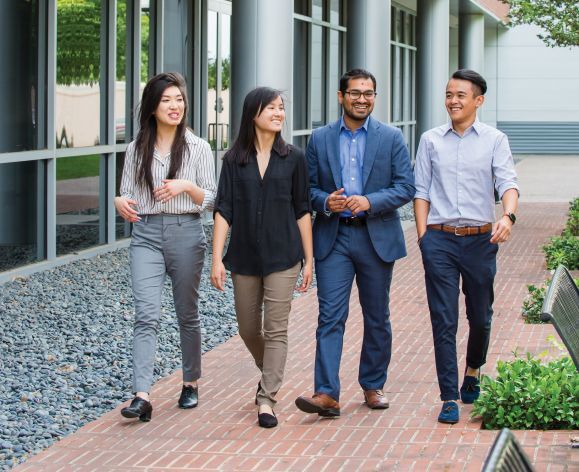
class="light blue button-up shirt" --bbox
[339,116,368,217]
[414,119,519,226]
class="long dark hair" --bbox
[226,87,290,165]
[134,72,189,199]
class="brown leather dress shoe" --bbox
[364,389,389,409]
[295,393,340,417]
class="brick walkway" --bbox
[18,202,578,471]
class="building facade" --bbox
[1,0,578,281]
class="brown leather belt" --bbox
[427,223,492,236]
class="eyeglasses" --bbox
[344,90,377,100]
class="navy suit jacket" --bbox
[307,116,415,263]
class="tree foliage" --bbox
[57,0,101,85]
[502,0,579,48]
[208,57,230,90]
[57,0,150,86]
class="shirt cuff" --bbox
[323,196,332,216]
[414,192,431,202]
[497,183,520,199]
[199,190,215,212]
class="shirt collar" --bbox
[340,116,370,133]
[444,118,481,136]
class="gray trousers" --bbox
[130,214,206,393]
[231,263,301,408]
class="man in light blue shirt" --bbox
[414,69,519,424]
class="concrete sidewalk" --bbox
[16,156,579,471]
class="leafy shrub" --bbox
[521,283,548,324]
[472,353,579,430]
[565,197,579,237]
[543,235,579,270]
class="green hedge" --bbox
[472,353,579,430]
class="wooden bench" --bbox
[482,428,534,472]
[541,264,579,370]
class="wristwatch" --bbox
[504,212,516,224]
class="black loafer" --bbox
[258,411,278,428]
[178,385,199,409]
[121,397,152,422]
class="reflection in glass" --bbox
[312,0,323,20]
[56,155,102,255]
[0,161,45,272]
[328,30,341,121]
[56,0,103,148]
[293,135,308,151]
[219,15,231,151]
[207,10,218,151]
[141,4,151,83]
[293,20,309,130]
[329,0,340,24]
[311,25,325,128]
[0,1,41,152]
[116,0,128,144]
[115,152,130,240]
[294,0,309,15]
[138,2,155,100]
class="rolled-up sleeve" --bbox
[213,155,233,225]
[493,134,520,199]
[292,150,312,219]
[414,133,432,202]
[120,142,137,199]
[196,141,217,211]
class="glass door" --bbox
[207,0,231,178]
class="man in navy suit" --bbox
[295,69,415,417]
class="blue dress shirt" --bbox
[414,119,519,226]
[339,116,368,217]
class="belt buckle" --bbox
[454,226,466,237]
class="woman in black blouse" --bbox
[211,87,313,428]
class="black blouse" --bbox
[214,146,312,276]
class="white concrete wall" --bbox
[485,24,579,124]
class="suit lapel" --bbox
[363,117,381,189]
[326,121,342,189]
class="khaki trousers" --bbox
[231,263,301,407]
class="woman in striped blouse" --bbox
[115,72,216,422]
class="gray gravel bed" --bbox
[0,226,237,470]
[0,207,415,470]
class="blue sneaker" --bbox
[438,401,459,424]
[460,375,480,404]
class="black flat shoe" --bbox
[258,411,278,428]
[178,385,198,409]
[121,397,152,422]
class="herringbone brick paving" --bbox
[17,202,578,471]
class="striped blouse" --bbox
[120,129,216,215]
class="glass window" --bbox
[293,20,309,131]
[0,1,42,152]
[328,29,341,121]
[294,0,309,16]
[141,3,152,96]
[390,6,417,160]
[56,0,103,148]
[0,161,46,272]
[116,0,129,144]
[312,0,323,21]
[115,151,130,240]
[220,14,231,151]
[311,24,325,128]
[329,0,340,25]
[56,155,102,255]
